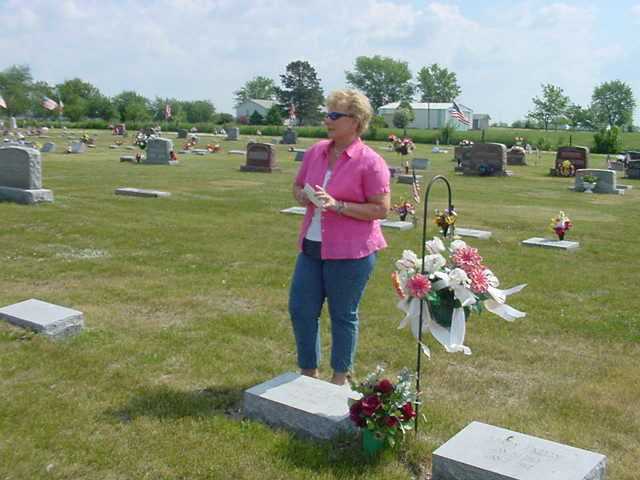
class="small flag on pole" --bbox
[164,104,172,120]
[451,101,470,126]
[42,96,58,111]
[412,169,421,204]
[0,95,6,109]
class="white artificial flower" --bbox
[449,239,467,251]
[483,268,500,288]
[395,249,419,271]
[448,268,470,286]
[425,236,445,254]
[423,254,446,274]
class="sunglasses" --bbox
[326,112,354,120]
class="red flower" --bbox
[384,416,398,427]
[407,273,431,298]
[375,379,394,394]
[361,394,382,411]
[400,402,416,421]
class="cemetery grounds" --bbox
[0,130,638,479]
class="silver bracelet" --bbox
[337,200,347,215]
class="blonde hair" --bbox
[326,88,373,135]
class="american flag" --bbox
[289,103,296,121]
[164,104,172,119]
[412,169,421,204]
[451,101,470,126]
[0,94,6,109]
[42,96,58,111]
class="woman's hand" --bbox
[312,186,337,211]
[292,183,310,206]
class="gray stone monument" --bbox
[41,142,56,153]
[573,169,629,194]
[142,138,177,165]
[281,128,298,144]
[0,298,84,339]
[115,187,171,198]
[411,157,430,170]
[225,127,239,141]
[9,116,17,129]
[69,141,86,154]
[243,372,360,441]
[432,421,605,480]
[0,147,53,205]
[177,129,188,139]
[459,143,509,176]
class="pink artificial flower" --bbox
[407,274,432,298]
[468,267,489,294]
[451,246,483,272]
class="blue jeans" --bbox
[289,241,376,373]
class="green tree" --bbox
[234,76,277,107]
[416,63,461,103]
[265,105,282,125]
[345,55,414,112]
[56,78,103,121]
[0,64,33,116]
[591,80,636,128]
[30,80,59,119]
[527,83,570,130]
[565,104,594,130]
[112,91,151,122]
[249,110,264,125]
[182,100,215,123]
[276,60,324,126]
[87,94,117,121]
[392,100,415,132]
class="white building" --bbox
[235,99,276,120]
[378,102,473,131]
[472,114,491,130]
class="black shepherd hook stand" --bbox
[414,175,455,433]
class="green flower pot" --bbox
[362,429,385,458]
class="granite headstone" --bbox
[0,298,84,339]
[142,138,176,165]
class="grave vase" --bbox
[583,182,596,194]
[557,232,565,241]
[362,429,385,458]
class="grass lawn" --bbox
[1,130,639,479]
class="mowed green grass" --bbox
[1,130,639,479]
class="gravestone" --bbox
[295,151,305,162]
[379,219,413,230]
[280,206,307,215]
[142,138,177,165]
[397,174,423,184]
[521,237,580,250]
[9,116,17,129]
[0,298,84,339]
[119,156,135,163]
[41,142,55,153]
[177,129,188,139]
[460,143,508,176]
[388,166,402,177]
[0,147,54,204]
[228,150,247,155]
[551,146,589,176]
[281,128,298,145]
[108,145,118,149]
[243,372,360,441]
[573,169,627,194]
[456,228,492,239]
[411,157,430,170]
[69,141,86,154]
[454,145,472,164]
[507,150,527,166]
[432,421,605,480]
[225,127,239,141]
[626,159,640,179]
[115,187,171,198]
[240,143,280,173]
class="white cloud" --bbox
[631,4,640,24]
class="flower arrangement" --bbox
[183,140,197,150]
[459,139,473,146]
[114,140,123,146]
[391,237,526,356]
[558,160,575,177]
[510,145,525,154]
[392,198,415,221]
[433,208,457,237]
[514,136,524,145]
[582,174,598,184]
[550,211,572,240]
[207,144,220,152]
[388,134,415,156]
[349,366,418,448]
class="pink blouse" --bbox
[294,137,390,259]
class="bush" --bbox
[249,111,264,125]
[440,122,456,145]
[593,126,622,154]
[536,137,552,151]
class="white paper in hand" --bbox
[304,183,324,208]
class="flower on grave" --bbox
[348,366,419,448]
[550,211,572,240]
[433,208,457,238]
[559,160,575,177]
[392,198,415,221]
[459,139,474,146]
[206,144,220,152]
[514,136,524,145]
[388,134,415,156]
[392,237,526,357]
[510,145,525,154]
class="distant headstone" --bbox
[0,147,53,205]
[280,206,306,215]
[281,128,298,145]
[411,157,430,170]
[40,142,55,153]
[432,421,605,480]
[142,138,177,165]
[626,159,640,179]
[454,145,472,164]
[521,237,580,250]
[388,166,402,177]
[574,169,627,194]
[551,146,589,176]
[243,372,360,441]
[0,298,84,340]
[460,143,508,176]
[241,143,280,172]
[9,116,17,129]
[228,150,246,155]
[115,187,171,198]
[119,156,135,163]
[506,150,527,166]
[294,151,305,162]
[69,141,86,154]
[397,174,423,184]
[379,219,413,230]
[456,228,492,239]
[177,129,188,139]
[108,145,118,149]
[125,146,135,151]
[225,127,239,141]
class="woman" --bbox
[289,89,390,386]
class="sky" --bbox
[3,0,640,124]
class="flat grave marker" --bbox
[456,228,492,239]
[521,237,579,250]
[0,298,84,340]
[432,421,605,480]
[115,187,171,198]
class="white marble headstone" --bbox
[0,299,84,339]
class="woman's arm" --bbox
[292,182,310,206]
[313,186,389,221]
